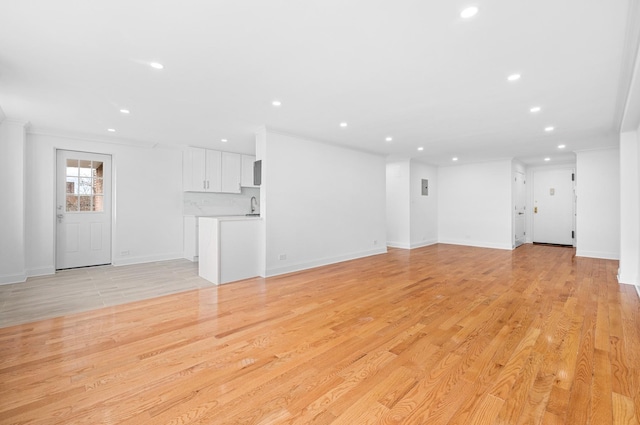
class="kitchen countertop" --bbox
[197,215,262,221]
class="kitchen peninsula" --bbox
[198,216,262,285]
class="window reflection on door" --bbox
[65,159,104,212]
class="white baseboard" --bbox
[576,250,620,260]
[410,239,438,249]
[387,241,410,249]
[388,240,451,250]
[112,252,183,267]
[0,273,27,285]
[266,247,388,278]
[437,238,513,251]
[27,267,56,278]
[617,272,638,286]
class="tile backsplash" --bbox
[183,188,260,216]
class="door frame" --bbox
[54,148,116,270]
[528,164,576,247]
[513,170,526,248]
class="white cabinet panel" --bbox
[241,155,257,188]
[221,152,241,193]
[183,216,198,261]
[205,149,222,192]
[183,147,222,192]
[183,147,206,191]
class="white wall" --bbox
[409,160,438,248]
[619,131,639,283]
[0,120,27,284]
[257,129,387,277]
[25,132,184,275]
[386,160,410,248]
[438,159,512,250]
[575,148,620,260]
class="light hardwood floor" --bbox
[0,244,638,424]
[0,259,210,328]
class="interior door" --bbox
[514,171,526,247]
[533,168,574,245]
[56,150,112,269]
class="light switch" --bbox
[550,188,555,196]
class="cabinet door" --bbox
[183,216,199,261]
[205,150,222,192]
[221,152,241,193]
[241,155,256,187]
[183,148,207,191]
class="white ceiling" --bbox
[0,1,637,166]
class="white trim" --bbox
[437,239,513,251]
[27,267,56,278]
[113,252,183,267]
[387,241,410,249]
[576,250,621,260]
[410,239,438,249]
[29,127,159,149]
[636,285,640,299]
[617,271,638,285]
[265,247,387,278]
[0,273,27,285]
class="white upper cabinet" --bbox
[221,152,241,193]
[184,147,243,193]
[182,147,221,192]
[241,155,257,188]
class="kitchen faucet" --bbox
[250,196,257,214]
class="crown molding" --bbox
[28,126,160,149]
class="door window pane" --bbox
[66,177,78,194]
[79,160,92,177]
[79,196,92,211]
[93,195,104,212]
[64,158,105,212]
[94,162,103,178]
[93,178,103,194]
[66,195,78,211]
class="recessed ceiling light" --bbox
[452,157,459,161]
[221,139,228,142]
[544,157,551,161]
[385,137,393,142]
[417,147,424,151]
[507,74,521,82]
[340,122,348,128]
[545,126,555,132]
[107,128,115,132]
[558,144,566,149]
[120,109,130,114]
[530,106,541,113]
[150,62,164,70]
[272,100,282,107]
[460,6,479,19]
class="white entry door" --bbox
[56,150,112,269]
[514,171,526,247]
[533,168,574,245]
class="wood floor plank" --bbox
[0,244,638,424]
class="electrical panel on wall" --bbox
[421,179,428,196]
